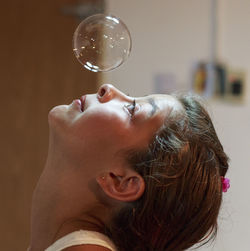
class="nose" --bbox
[97,84,131,103]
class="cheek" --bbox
[74,109,131,146]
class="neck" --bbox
[29,154,65,250]
[29,213,106,251]
[29,148,109,251]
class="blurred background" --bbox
[1,0,249,250]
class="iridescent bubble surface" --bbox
[73,14,132,72]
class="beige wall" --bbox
[104,0,250,250]
[104,0,211,95]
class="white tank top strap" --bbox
[44,230,117,251]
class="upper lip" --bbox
[80,95,86,112]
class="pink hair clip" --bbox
[221,177,230,192]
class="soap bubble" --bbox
[73,14,132,72]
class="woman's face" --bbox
[33,84,183,225]
[48,84,182,165]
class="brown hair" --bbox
[105,94,229,251]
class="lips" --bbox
[80,95,86,112]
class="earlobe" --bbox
[96,171,145,202]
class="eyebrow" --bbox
[147,98,159,117]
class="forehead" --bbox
[152,94,180,107]
[137,94,182,117]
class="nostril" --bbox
[99,87,106,97]
[98,84,113,101]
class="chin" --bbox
[48,105,69,129]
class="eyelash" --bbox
[126,99,136,117]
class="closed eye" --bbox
[125,99,136,117]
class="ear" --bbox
[96,169,145,202]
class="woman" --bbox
[29,84,229,251]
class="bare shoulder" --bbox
[63,244,112,251]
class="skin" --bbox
[29,84,183,251]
